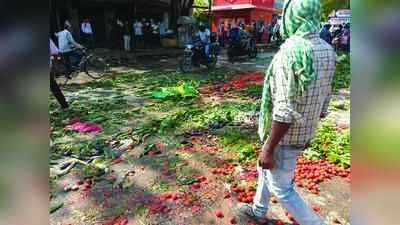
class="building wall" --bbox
[212,8,275,32]
[250,9,274,24]
[213,0,274,7]
[252,0,274,8]
[52,0,172,42]
[212,9,251,32]
[213,0,254,6]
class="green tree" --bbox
[192,0,210,23]
[320,0,350,21]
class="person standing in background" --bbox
[337,23,350,52]
[158,20,166,39]
[267,23,274,44]
[217,22,223,47]
[116,19,124,47]
[244,24,253,35]
[272,22,281,44]
[142,18,151,48]
[122,21,132,51]
[319,23,332,44]
[151,21,159,46]
[333,24,343,38]
[221,22,227,48]
[258,22,265,43]
[134,20,144,48]
[81,18,94,49]
[252,20,258,38]
[50,38,69,110]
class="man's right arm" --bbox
[67,32,84,49]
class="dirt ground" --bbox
[50,48,350,225]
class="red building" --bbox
[211,0,283,32]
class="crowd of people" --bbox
[118,18,166,51]
[216,17,282,48]
[319,22,351,52]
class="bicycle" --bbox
[59,48,107,85]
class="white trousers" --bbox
[123,35,131,51]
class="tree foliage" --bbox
[192,0,210,23]
[320,0,350,21]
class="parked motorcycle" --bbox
[227,35,257,60]
[180,37,219,73]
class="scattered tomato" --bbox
[192,182,201,189]
[215,210,224,218]
[223,192,230,199]
[76,180,84,185]
[246,196,253,203]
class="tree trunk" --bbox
[170,0,180,31]
[180,0,195,16]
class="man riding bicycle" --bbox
[55,25,85,78]
[195,22,211,63]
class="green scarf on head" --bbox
[258,0,321,142]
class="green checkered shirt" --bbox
[270,33,336,146]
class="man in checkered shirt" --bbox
[238,0,336,224]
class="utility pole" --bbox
[208,0,212,28]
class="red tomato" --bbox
[229,217,237,224]
[76,180,84,185]
[165,193,172,199]
[215,210,224,218]
[192,182,201,189]
[224,192,230,198]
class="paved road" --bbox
[58,48,277,86]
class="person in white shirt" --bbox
[134,20,144,48]
[81,18,94,49]
[55,25,85,77]
[195,22,211,63]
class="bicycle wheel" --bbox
[84,56,107,79]
[57,64,72,86]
